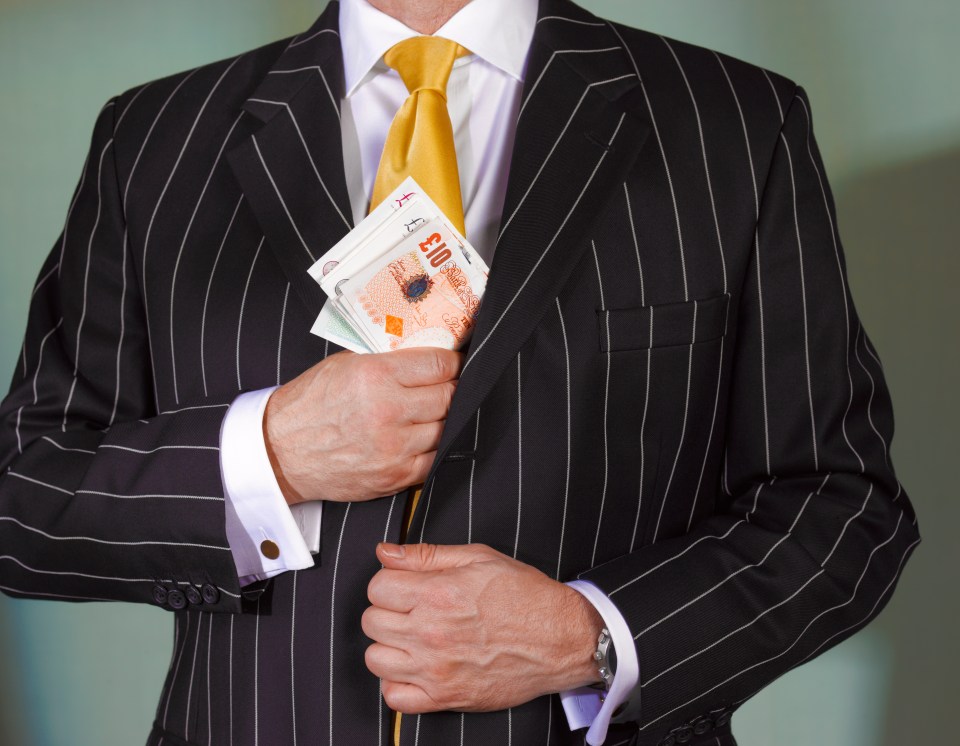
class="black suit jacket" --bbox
[0,1,919,745]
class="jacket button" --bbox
[693,717,712,735]
[201,584,220,605]
[675,725,693,743]
[658,735,677,746]
[185,586,203,605]
[167,589,187,610]
[152,585,168,605]
[714,709,732,728]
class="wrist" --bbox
[561,584,606,688]
[262,386,307,506]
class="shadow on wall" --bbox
[832,145,959,746]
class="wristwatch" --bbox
[592,627,617,692]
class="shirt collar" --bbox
[339,0,538,97]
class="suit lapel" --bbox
[429,0,651,470]
[227,1,353,321]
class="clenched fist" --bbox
[263,348,463,504]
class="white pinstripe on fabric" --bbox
[200,195,244,396]
[468,410,480,544]
[250,135,317,261]
[229,615,234,746]
[651,301,697,543]
[853,325,891,467]
[163,611,191,728]
[75,489,224,502]
[778,131,819,471]
[40,435,96,456]
[186,612,204,735]
[590,242,610,566]
[277,283,291,386]
[329,503,351,746]
[0,516,230,551]
[537,15,606,27]
[108,229,129,426]
[288,27,339,48]
[291,569,299,746]
[169,108,245,404]
[207,614,213,746]
[515,354,522,558]
[237,237,266,389]
[61,137,114,432]
[794,94,865,473]
[714,51,772,475]
[254,598,261,746]
[99,444,219,454]
[553,298,571,580]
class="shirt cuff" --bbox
[220,387,320,584]
[562,579,640,746]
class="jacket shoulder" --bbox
[605,19,799,123]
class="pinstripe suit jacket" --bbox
[0,1,919,745]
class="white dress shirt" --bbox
[219,1,637,741]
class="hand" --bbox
[362,542,604,714]
[263,348,463,504]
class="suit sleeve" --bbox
[577,87,920,736]
[0,98,245,613]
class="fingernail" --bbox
[380,543,405,559]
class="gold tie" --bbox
[370,36,470,235]
[371,36,470,746]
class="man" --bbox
[0,0,919,744]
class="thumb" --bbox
[376,542,495,571]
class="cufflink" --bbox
[260,539,280,560]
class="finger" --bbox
[367,568,423,612]
[365,643,419,683]
[361,606,413,648]
[398,450,438,490]
[399,421,444,456]
[377,542,498,571]
[396,381,456,424]
[384,348,465,387]
[381,680,443,715]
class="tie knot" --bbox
[384,36,470,97]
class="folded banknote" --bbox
[308,177,489,353]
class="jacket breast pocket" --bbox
[597,293,730,352]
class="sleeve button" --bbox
[693,717,712,735]
[167,589,187,610]
[152,585,168,605]
[201,584,220,605]
[185,586,203,605]
[675,725,693,743]
[715,709,732,728]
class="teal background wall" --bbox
[0,1,956,743]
